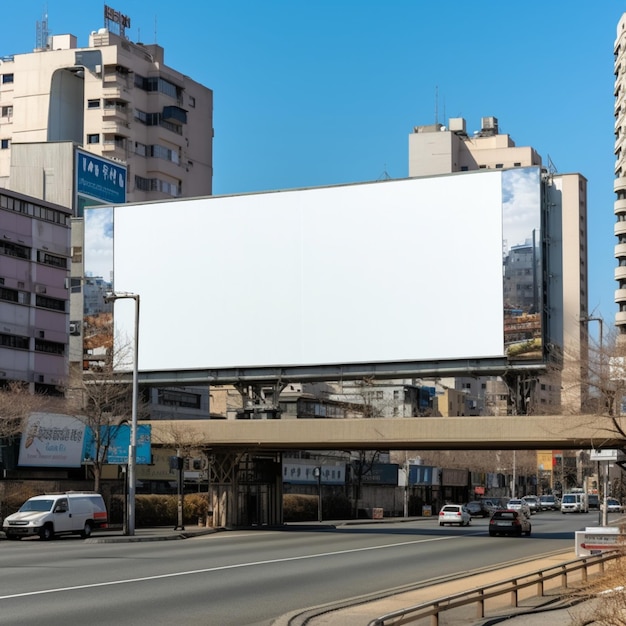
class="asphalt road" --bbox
[0,512,594,625]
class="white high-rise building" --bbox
[409,117,588,413]
[614,15,626,337]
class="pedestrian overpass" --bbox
[147,415,625,529]
[149,414,625,452]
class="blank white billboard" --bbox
[86,170,533,371]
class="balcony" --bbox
[101,138,129,161]
[101,120,131,137]
[615,198,626,214]
[614,176,626,193]
[615,266,626,281]
[102,103,131,124]
[614,221,626,237]
[616,311,626,325]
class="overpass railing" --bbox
[367,551,621,626]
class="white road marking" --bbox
[0,534,470,600]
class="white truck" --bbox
[561,491,589,514]
[2,492,108,540]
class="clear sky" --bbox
[2,1,624,329]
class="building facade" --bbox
[0,188,71,394]
[0,24,213,203]
[409,116,588,413]
[0,15,213,417]
[614,15,626,337]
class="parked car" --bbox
[506,499,531,518]
[438,504,471,526]
[466,501,491,518]
[481,498,503,512]
[2,492,108,540]
[489,509,532,536]
[539,494,560,511]
[522,495,540,515]
[602,498,625,514]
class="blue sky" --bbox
[2,1,624,328]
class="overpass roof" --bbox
[147,415,625,452]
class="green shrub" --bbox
[109,493,210,527]
[283,494,318,522]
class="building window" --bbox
[70,278,82,293]
[0,240,30,259]
[495,163,504,168]
[87,99,101,109]
[2,74,14,84]
[87,134,100,144]
[157,389,201,409]
[189,95,196,107]
[0,333,29,350]
[1,139,10,149]
[35,295,66,312]
[514,162,521,166]
[37,250,67,269]
[0,286,29,305]
[34,338,65,355]
[1,106,12,117]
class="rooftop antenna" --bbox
[435,85,439,125]
[154,15,158,43]
[36,5,50,50]
[547,154,558,175]
[377,164,392,181]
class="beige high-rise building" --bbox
[0,16,214,419]
[0,24,213,203]
[409,116,588,413]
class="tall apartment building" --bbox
[0,13,213,419]
[409,116,588,413]
[614,15,626,337]
[0,21,213,203]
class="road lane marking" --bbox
[0,534,473,600]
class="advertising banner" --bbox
[283,462,345,485]
[18,413,86,468]
[83,424,152,465]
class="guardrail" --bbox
[367,551,622,626]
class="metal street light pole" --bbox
[581,315,605,523]
[104,291,140,536]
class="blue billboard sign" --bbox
[83,424,151,465]
[76,149,127,205]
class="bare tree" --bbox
[349,449,382,518]
[64,327,142,492]
[0,381,65,439]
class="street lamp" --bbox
[104,291,140,536]
[581,315,606,524]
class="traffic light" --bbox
[169,456,184,471]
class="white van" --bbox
[560,492,589,514]
[2,492,108,540]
